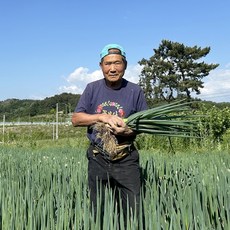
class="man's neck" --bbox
[105,79,123,89]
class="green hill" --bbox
[0,93,81,121]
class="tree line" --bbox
[0,93,81,121]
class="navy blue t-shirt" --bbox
[75,78,148,144]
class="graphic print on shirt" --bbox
[96,100,125,118]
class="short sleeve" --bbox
[74,84,92,113]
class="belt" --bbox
[91,142,135,161]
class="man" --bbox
[72,44,147,222]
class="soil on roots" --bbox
[93,122,118,157]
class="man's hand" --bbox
[111,125,134,136]
[99,114,125,128]
[99,114,134,136]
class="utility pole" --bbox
[2,115,5,143]
[56,103,58,140]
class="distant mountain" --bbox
[0,93,81,121]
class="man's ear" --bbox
[124,60,127,69]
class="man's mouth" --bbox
[109,74,118,77]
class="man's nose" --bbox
[109,64,116,71]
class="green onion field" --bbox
[0,124,229,229]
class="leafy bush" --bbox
[196,104,230,141]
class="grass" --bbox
[1,122,230,154]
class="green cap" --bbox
[100,44,126,59]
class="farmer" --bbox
[72,44,147,222]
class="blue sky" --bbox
[1,0,230,102]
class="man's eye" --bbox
[104,62,122,66]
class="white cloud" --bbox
[66,67,102,83]
[59,85,83,94]
[124,64,143,83]
[59,64,143,94]
[59,67,103,94]
[198,64,230,102]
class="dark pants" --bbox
[87,145,141,222]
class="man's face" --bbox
[100,53,126,87]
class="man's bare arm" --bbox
[71,112,135,136]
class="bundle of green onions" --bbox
[93,100,198,155]
[123,99,197,138]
